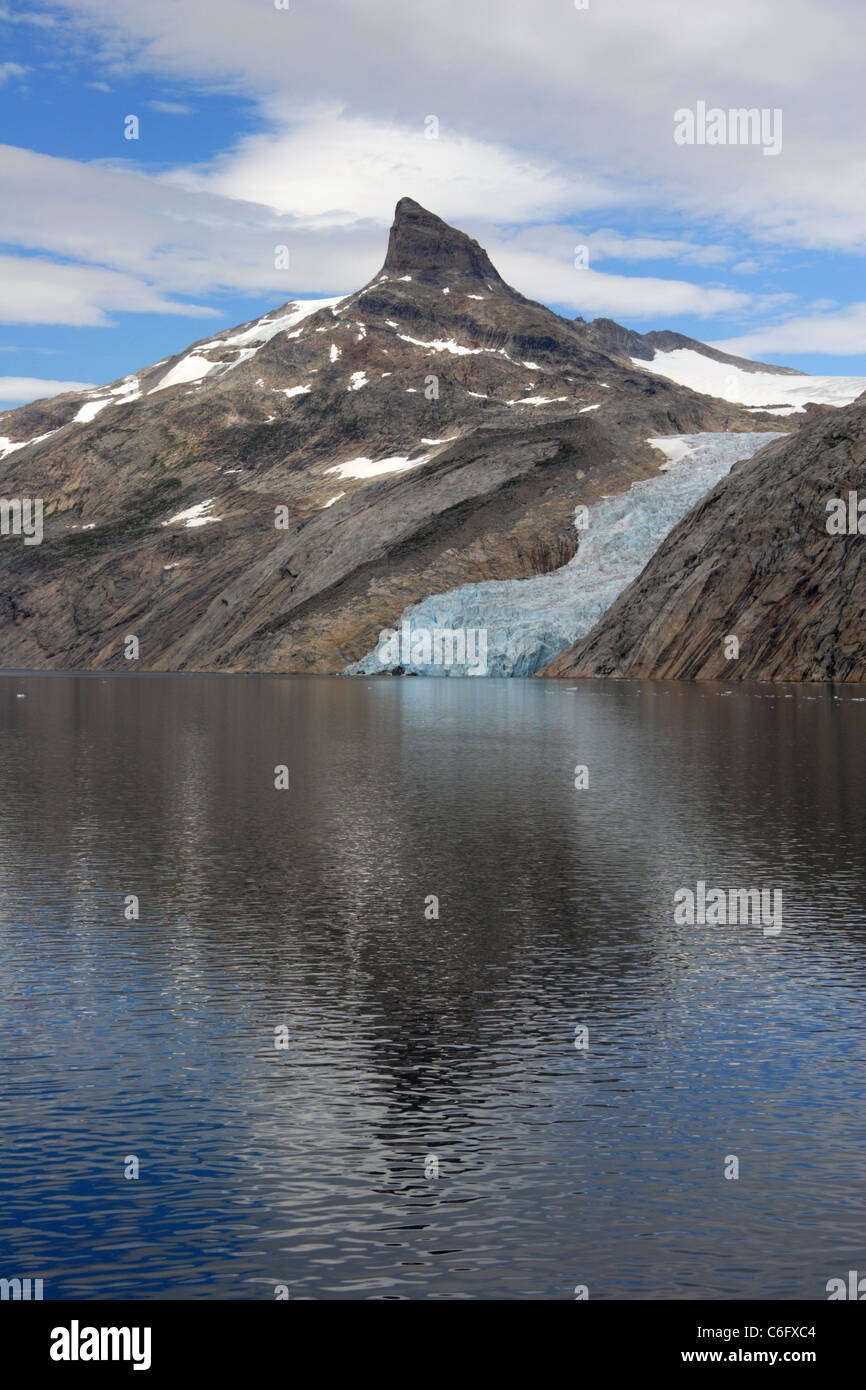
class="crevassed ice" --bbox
[345,431,785,678]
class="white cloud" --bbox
[148,99,193,114]
[3,0,865,344]
[0,143,764,329]
[0,145,386,311]
[715,304,866,358]
[0,61,27,84]
[179,109,617,228]
[0,6,56,27]
[491,246,751,319]
[0,252,217,326]
[0,376,94,402]
[584,229,736,267]
[42,0,866,253]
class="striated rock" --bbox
[542,393,866,682]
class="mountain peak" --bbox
[382,197,506,284]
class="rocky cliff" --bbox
[543,394,866,681]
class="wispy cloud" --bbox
[0,376,94,402]
[716,305,866,358]
[0,61,28,85]
[148,99,193,115]
[0,5,56,27]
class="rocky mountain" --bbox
[543,392,866,682]
[0,197,779,674]
[572,318,866,416]
[572,316,802,375]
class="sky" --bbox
[1,0,865,411]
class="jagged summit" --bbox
[381,197,506,285]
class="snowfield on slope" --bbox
[149,297,343,394]
[636,349,866,413]
[346,432,785,678]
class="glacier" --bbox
[345,431,785,678]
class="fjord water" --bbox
[1,674,864,1301]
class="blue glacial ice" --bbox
[345,431,785,677]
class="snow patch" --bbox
[637,348,866,413]
[150,298,342,393]
[506,395,567,406]
[74,376,141,422]
[150,354,218,393]
[326,453,430,481]
[0,430,56,458]
[161,499,223,529]
[398,333,482,357]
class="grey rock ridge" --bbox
[572,316,804,377]
[0,197,781,673]
[542,393,866,682]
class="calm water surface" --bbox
[0,674,864,1299]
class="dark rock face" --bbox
[0,198,780,674]
[572,316,803,376]
[382,197,506,286]
[543,394,866,682]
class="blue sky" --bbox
[1,0,865,412]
